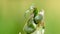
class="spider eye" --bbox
[39,9,44,16]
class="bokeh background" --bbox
[0,0,60,34]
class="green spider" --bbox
[23,5,44,34]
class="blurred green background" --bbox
[0,0,60,34]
